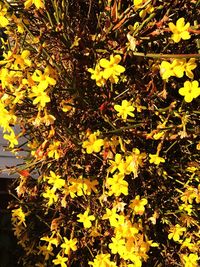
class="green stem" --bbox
[103,122,146,134]
[22,22,71,84]
[194,20,200,53]
[46,10,54,28]
[164,140,178,154]
[102,115,116,130]
[132,52,200,59]
[133,12,156,36]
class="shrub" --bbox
[0,0,200,266]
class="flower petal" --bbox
[100,58,110,68]
[176,18,185,29]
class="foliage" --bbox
[0,0,200,266]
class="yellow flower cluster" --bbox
[109,149,146,178]
[160,58,197,81]
[39,231,77,267]
[0,49,56,110]
[160,57,199,103]
[178,184,200,215]
[42,171,65,206]
[105,149,146,197]
[67,176,99,198]
[88,55,125,86]
[101,207,157,266]
[2,2,200,267]
[11,207,28,249]
[29,66,57,108]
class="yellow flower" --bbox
[42,187,58,206]
[82,131,104,154]
[179,80,200,103]
[11,207,27,226]
[0,68,11,89]
[102,208,120,227]
[40,232,59,250]
[168,224,186,242]
[129,195,148,215]
[11,15,24,33]
[77,208,95,228]
[106,173,128,197]
[88,55,125,85]
[125,148,146,178]
[52,253,68,267]
[180,186,196,204]
[24,0,45,9]
[13,50,32,70]
[68,177,99,198]
[179,203,193,215]
[126,255,142,267]
[40,237,58,250]
[47,141,61,159]
[169,18,191,43]
[109,153,126,174]
[181,253,199,267]
[61,98,74,112]
[149,154,165,165]
[0,3,9,27]
[160,61,176,80]
[88,64,106,87]
[114,100,135,121]
[134,0,145,7]
[0,101,16,132]
[89,253,117,267]
[181,237,197,252]
[108,236,125,254]
[100,54,125,84]
[173,59,187,78]
[184,58,197,79]
[134,0,154,18]
[32,67,56,90]
[61,237,77,255]
[46,171,65,190]
[160,58,197,81]
[38,245,54,260]
[3,130,18,148]
[29,86,50,108]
